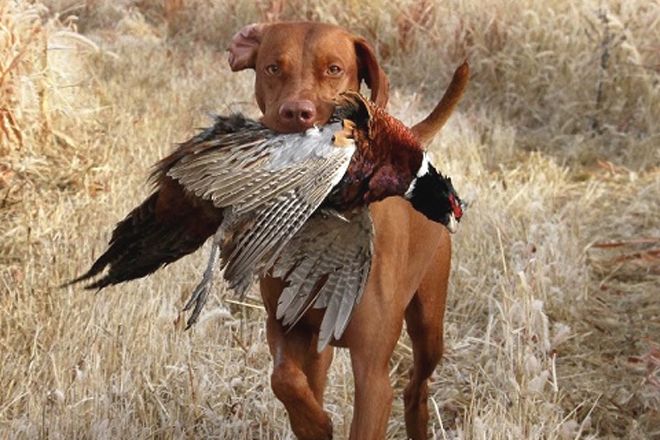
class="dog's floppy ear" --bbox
[227,23,269,71]
[354,38,389,108]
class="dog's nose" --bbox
[278,100,317,129]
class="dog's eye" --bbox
[327,64,343,76]
[265,64,280,76]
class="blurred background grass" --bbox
[1,0,658,438]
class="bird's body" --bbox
[72,92,463,350]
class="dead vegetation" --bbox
[1,0,658,438]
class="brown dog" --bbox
[228,22,468,440]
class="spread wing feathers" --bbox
[167,123,350,216]
[272,208,373,351]
[166,122,357,296]
[217,150,355,295]
[150,114,271,184]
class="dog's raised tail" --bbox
[411,61,469,146]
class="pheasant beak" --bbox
[333,119,356,147]
[447,213,459,233]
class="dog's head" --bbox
[228,22,389,133]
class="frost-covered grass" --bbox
[1,1,658,438]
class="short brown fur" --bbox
[228,21,468,439]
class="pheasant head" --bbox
[328,92,464,229]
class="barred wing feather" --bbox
[273,209,373,351]
[168,124,350,215]
[167,123,357,296]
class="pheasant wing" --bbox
[273,208,373,351]
[167,123,351,216]
[167,122,357,296]
[217,149,355,295]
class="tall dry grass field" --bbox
[1,0,658,438]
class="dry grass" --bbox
[1,0,658,438]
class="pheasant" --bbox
[71,92,464,350]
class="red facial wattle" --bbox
[448,194,463,221]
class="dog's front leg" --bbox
[261,277,334,440]
[345,283,404,439]
[350,355,395,439]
